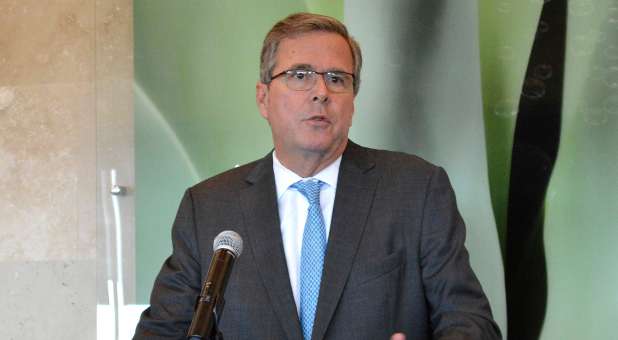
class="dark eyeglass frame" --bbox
[269,69,356,93]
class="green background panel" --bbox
[478,0,542,250]
[478,0,618,338]
[540,1,618,338]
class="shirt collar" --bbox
[272,151,342,199]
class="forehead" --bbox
[274,31,354,72]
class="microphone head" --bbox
[213,230,243,258]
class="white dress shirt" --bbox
[272,151,341,313]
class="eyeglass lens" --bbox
[285,70,353,93]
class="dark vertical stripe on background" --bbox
[506,1,566,339]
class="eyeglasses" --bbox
[269,69,355,93]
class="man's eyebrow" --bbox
[289,64,351,74]
[289,64,314,70]
[325,68,351,74]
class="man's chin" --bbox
[299,138,347,157]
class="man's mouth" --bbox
[305,115,331,124]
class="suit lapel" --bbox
[311,142,379,340]
[239,153,303,340]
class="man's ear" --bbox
[256,82,269,119]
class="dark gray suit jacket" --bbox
[134,142,501,340]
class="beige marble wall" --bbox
[95,0,136,305]
[0,0,133,338]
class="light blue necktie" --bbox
[292,179,327,340]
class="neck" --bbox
[275,140,347,178]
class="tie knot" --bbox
[292,179,323,205]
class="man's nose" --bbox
[312,75,329,103]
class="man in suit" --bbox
[134,13,501,340]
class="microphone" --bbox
[187,230,243,340]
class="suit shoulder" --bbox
[188,158,263,195]
[365,146,441,176]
